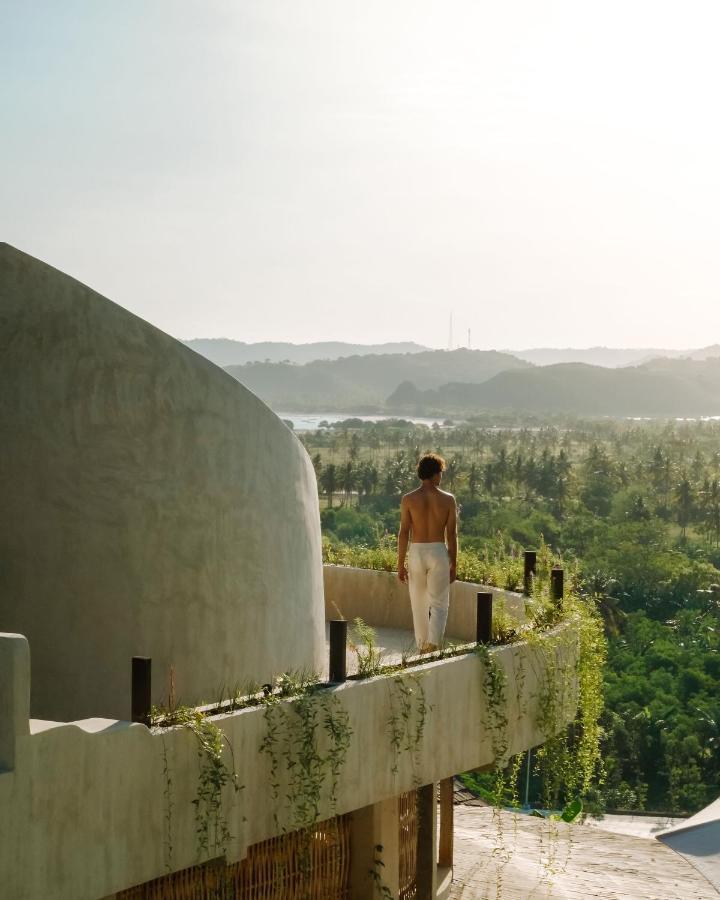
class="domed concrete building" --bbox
[0,243,324,721]
[0,246,583,900]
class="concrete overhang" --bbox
[0,613,580,900]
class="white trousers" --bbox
[408,542,450,648]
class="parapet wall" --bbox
[0,617,579,900]
[323,565,525,639]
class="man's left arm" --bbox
[447,499,458,583]
[397,497,411,583]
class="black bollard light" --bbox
[131,656,152,726]
[476,592,493,645]
[523,550,537,596]
[329,619,347,683]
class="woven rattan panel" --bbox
[399,790,418,900]
[114,816,350,899]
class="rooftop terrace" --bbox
[1,563,585,899]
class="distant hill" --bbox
[184,338,430,367]
[510,346,720,367]
[225,349,531,410]
[511,347,680,368]
[682,344,720,361]
[388,358,720,417]
[187,339,720,370]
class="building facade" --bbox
[0,245,579,898]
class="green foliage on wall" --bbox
[152,706,242,863]
[259,677,352,833]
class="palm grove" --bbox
[300,417,720,814]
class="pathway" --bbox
[448,805,717,899]
[323,623,416,678]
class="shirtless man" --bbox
[397,453,458,652]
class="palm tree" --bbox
[582,570,625,637]
[338,461,356,506]
[349,433,360,463]
[468,463,479,499]
[676,476,693,539]
[320,463,337,509]
[702,479,720,548]
[357,463,371,502]
[483,463,495,495]
[444,456,463,492]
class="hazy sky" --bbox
[2,1,720,349]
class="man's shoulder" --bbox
[401,487,422,503]
[438,489,456,503]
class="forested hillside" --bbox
[512,345,720,367]
[185,338,428,367]
[209,344,720,416]
[302,417,720,814]
[226,349,530,409]
[389,357,720,416]
[188,340,720,372]
[511,347,678,367]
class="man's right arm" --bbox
[397,497,411,583]
[446,498,458,583]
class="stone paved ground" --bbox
[448,806,718,899]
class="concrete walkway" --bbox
[449,805,718,899]
[585,813,686,840]
[323,623,417,677]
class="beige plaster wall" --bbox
[324,565,526,640]
[0,244,325,721]
[0,623,579,900]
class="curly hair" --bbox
[417,453,446,481]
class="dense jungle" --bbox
[300,416,720,814]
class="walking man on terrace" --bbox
[397,453,458,652]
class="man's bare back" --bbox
[401,484,456,544]
[397,458,458,586]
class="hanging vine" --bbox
[386,672,428,776]
[259,683,352,833]
[153,706,242,862]
[369,844,394,900]
[160,736,174,871]
[474,642,513,896]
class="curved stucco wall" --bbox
[0,244,325,721]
